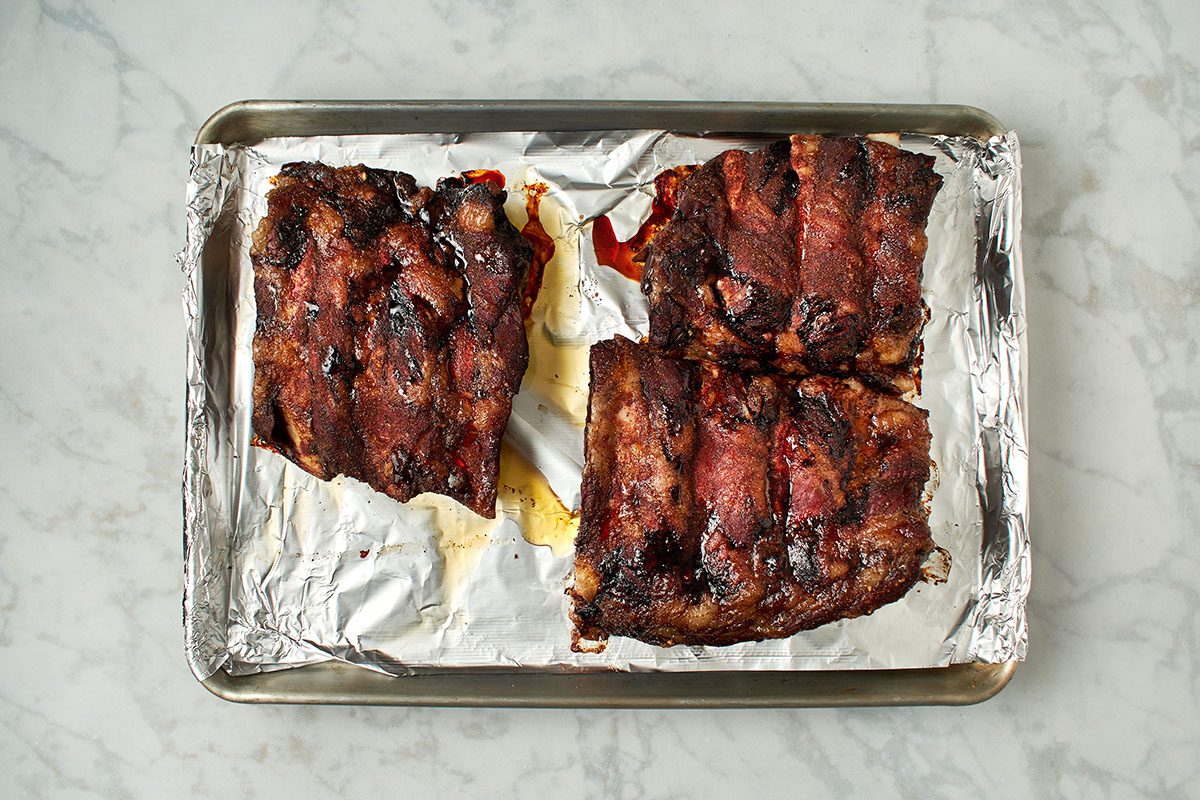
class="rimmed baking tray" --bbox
[191,99,1019,707]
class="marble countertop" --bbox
[2,1,1197,796]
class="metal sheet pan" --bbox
[190,100,1021,707]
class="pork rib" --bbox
[642,135,942,392]
[250,162,531,517]
[571,337,933,647]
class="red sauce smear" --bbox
[462,168,506,189]
[592,164,698,282]
[519,182,555,320]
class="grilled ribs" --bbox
[250,162,532,518]
[571,337,933,647]
[642,135,942,392]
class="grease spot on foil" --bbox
[404,442,578,577]
[519,180,590,427]
[525,337,591,427]
[407,493,504,610]
[495,179,584,555]
[498,441,579,557]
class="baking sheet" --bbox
[182,128,1027,679]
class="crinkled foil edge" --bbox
[963,132,1029,662]
[180,144,236,681]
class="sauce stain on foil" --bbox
[519,182,555,320]
[592,164,697,282]
[461,168,506,189]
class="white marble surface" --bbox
[1,0,1197,796]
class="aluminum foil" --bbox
[181,129,1028,680]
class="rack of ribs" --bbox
[250,162,531,518]
[642,135,942,393]
[571,337,933,647]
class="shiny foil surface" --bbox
[181,129,1027,680]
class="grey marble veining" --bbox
[0,0,1196,797]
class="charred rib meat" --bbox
[571,337,933,647]
[642,135,942,392]
[251,162,531,518]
